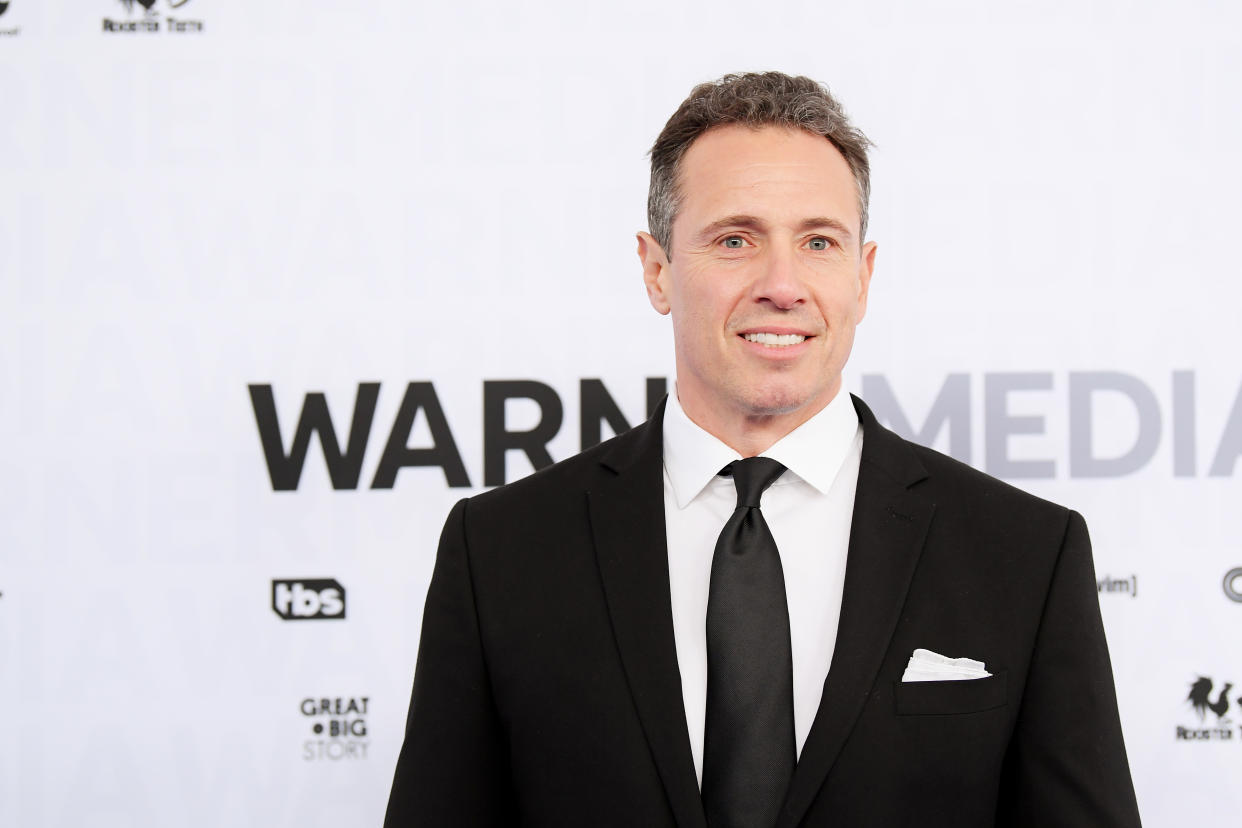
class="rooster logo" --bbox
[1187,677,1233,721]
[116,0,192,12]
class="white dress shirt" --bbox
[661,386,863,785]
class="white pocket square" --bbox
[901,648,992,682]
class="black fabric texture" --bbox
[702,458,795,828]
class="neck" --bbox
[675,385,839,457]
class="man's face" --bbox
[639,124,877,433]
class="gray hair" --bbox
[647,71,873,253]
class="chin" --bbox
[739,389,814,418]
[737,375,839,419]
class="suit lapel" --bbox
[588,399,708,828]
[777,396,935,828]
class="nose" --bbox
[751,244,806,309]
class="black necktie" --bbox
[701,457,795,828]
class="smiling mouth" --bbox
[741,332,809,348]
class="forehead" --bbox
[675,124,859,230]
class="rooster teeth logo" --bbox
[1176,676,1242,741]
[0,0,18,36]
[272,579,347,621]
[104,0,203,34]
[302,697,370,761]
[117,0,192,11]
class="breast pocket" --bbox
[894,670,1007,716]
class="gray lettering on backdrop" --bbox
[1069,372,1161,478]
[1208,381,1242,476]
[247,373,1242,488]
[1172,370,1197,477]
[861,374,971,464]
[985,372,1056,479]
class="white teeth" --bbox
[743,332,807,347]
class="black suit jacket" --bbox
[385,396,1141,827]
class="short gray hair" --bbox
[647,71,873,252]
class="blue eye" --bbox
[808,237,830,251]
[722,236,745,249]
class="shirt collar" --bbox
[661,383,861,509]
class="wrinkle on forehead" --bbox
[674,125,861,244]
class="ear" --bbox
[637,231,672,315]
[854,240,877,323]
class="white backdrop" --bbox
[3,0,1241,825]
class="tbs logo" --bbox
[272,579,346,620]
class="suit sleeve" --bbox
[384,498,517,827]
[996,510,1142,827]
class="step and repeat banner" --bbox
[3,1,1240,825]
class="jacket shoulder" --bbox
[897,438,1080,545]
[851,389,1075,529]
[853,392,1074,522]
[466,418,653,515]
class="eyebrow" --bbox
[693,214,855,245]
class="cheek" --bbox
[676,281,735,330]
[675,305,719,345]
[819,284,862,322]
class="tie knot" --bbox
[724,457,787,508]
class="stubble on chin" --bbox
[733,382,813,420]
[734,366,843,424]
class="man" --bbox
[385,72,1142,827]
